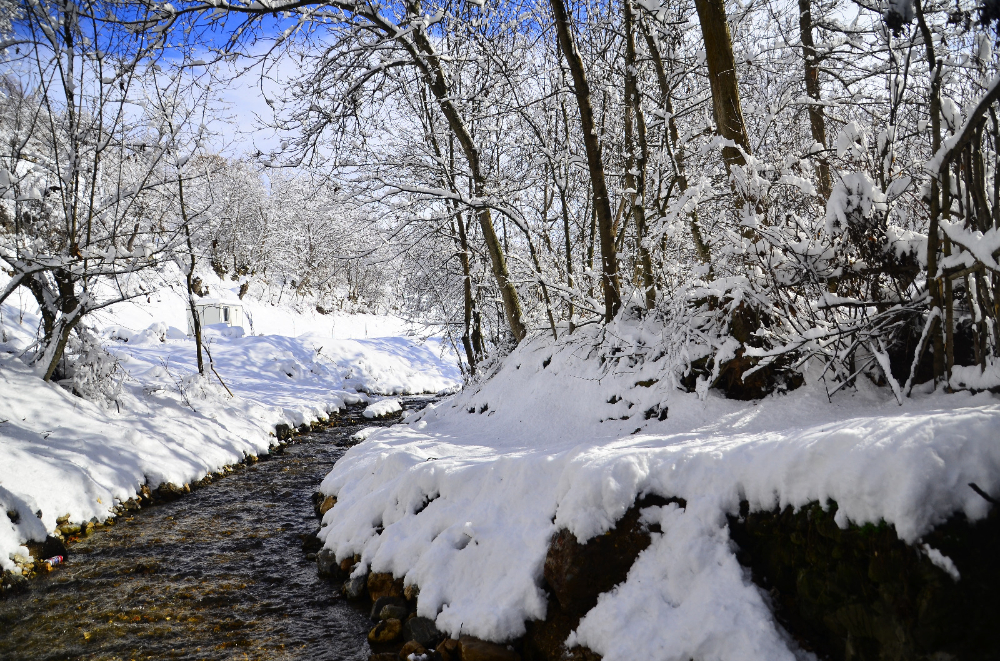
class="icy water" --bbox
[0,399,433,660]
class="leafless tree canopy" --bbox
[3,0,999,397]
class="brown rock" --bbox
[436,638,460,661]
[404,583,420,602]
[319,495,337,516]
[368,618,403,644]
[340,555,360,573]
[368,571,405,601]
[459,636,520,661]
[544,496,680,616]
[398,640,426,659]
[368,654,398,661]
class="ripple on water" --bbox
[0,403,430,661]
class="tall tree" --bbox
[549,0,622,321]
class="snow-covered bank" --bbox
[0,284,461,578]
[315,320,1000,661]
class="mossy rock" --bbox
[728,497,1000,660]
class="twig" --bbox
[202,344,234,398]
[969,482,998,506]
[159,358,196,412]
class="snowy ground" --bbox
[315,318,1000,661]
[0,272,461,574]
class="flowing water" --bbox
[0,399,433,661]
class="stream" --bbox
[0,398,433,661]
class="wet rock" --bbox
[436,638,460,661]
[371,595,408,621]
[0,570,29,596]
[459,636,520,661]
[398,640,426,659]
[275,423,292,441]
[368,618,403,644]
[301,531,322,553]
[318,495,337,516]
[368,572,405,601]
[369,654,398,661]
[340,555,360,573]
[316,548,339,577]
[404,616,442,648]
[343,574,367,600]
[379,603,409,622]
[153,482,186,502]
[404,583,420,602]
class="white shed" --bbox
[186,299,245,335]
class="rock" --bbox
[403,616,442,648]
[343,574,367,599]
[318,495,337,516]
[459,636,520,661]
[57,522,82,536]
[153,482,185,502]
[368,654,398,661]
[301,531,322,553]
[368,571,405,601]
[728,498,1000,661]
[435,638,460,661]
[543,497,677,616]
[316,548,339,577]
[6,509,20,524]
[340,555,360,573]
[0,570,28,596]
[398,640,426,659]
[404,583,420,602]
[275,423,292,441]
[379,603,409,622]
[25,535,67,563]
[56,514,70,525]
[371,596,408,621]
[524,497,678,661]
[368,618,403,644]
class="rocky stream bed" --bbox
[0,400,437,661]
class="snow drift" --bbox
[316,319,1000,661]
[0,277,461,574]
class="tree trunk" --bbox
[624,0,655,308]
[549,0,622,322]
[915,0,945,384]
[454,212,479,375]
[407,16,528,343]
[693,0,751,169]
[179,175,205,376]
[798,0,832,199]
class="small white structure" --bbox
[186,299,245,335]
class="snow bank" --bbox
[364,399,403,419]
[316,321,1000,659]
[0,277,461,573]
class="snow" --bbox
[567,502,799,661]
[364,398,403,419]
[0,272,461,572]
[315,320,1000,659]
